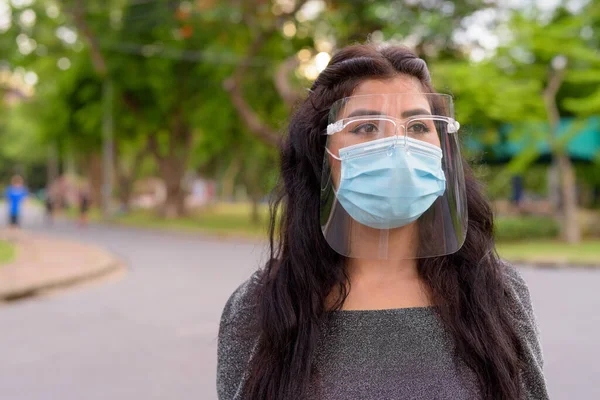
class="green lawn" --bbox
[0,240,16,265]
[108,202,270,238]
[65,203,600,265]
[497,240,600,265]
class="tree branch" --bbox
[122,92,143,117]
[224,0,309,147]
[147,133,165,163]
[129,143,150,181]
[274,56,303,109]
[543,62,567,137]
[68,0,108,76]
[223,80,281,146]
[544,68,566,105]
[67,1,150,125]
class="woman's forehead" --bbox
[334,77,433,119]
[353,75,423,95]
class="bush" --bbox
[495,216,560,242]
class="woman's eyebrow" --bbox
[345,108,433,119]
[346,109,386,118]
[401,108,432,118]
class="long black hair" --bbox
[245,44,523,400]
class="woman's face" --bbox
[327,76,441,187]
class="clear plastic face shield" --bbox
[320,93,468,260]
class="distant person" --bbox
[217,44,548,400]
[78,188,90,227]
[5,175,28,228]
[511,175,525,209]
[44,190,55,225]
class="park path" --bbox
[0,207,598,399]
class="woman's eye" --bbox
[350,123,379,134]
[407,122,430,134]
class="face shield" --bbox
[320,93,467,260]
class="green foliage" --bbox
[497,240,600,265]
[495,216,560,242]
[0,102,45,163]
[477,165,549,200]
[78,202,271,238]
[497,4,600,118]
[1,0,599,215]
[0,241,16,265]
[433,61,545,127]
[115,205,269,237]
[321,0,490,52]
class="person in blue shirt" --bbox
[5,175,28,227]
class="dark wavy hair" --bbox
[245,44,523,400]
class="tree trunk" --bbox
[114,140,148,212]
[158,157,187,218]
[543,58,581,243]
[149,125,191,219]
[47,143,59,190]
[250,195,261,225]
[221,158,241,201]
[117,175,134,212]
[557,153,581,243]
[87,153,103,207]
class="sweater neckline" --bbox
[328,305,436,315]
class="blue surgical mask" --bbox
[333,136,446,229]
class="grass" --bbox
[497,240,600,265]
[63,202,600,265]
[0,240,16,265]
[106,202,270,238]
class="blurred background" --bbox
[0,0,598,399]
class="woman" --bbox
[217,44,548,400]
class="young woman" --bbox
[217,44,548,400]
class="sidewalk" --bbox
[0,229,122,301]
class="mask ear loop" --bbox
[325,147,342,161]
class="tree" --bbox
[497,5,599,243]
[435,2,600,243]
[223,0,504,149]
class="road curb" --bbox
[0,260,122,302]
[0,233,125,302]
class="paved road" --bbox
[0,210,266,400]
[0,209,598,399]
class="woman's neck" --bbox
[346,256,420,283]
[349,219,420,259]
[326,221,433,311]
[337,256,433,311]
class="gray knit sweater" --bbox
[217,264,549,399]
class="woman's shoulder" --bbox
[501,262,550,399]
[219,269,263,329]
[502,262,532,304]
[217,270,264,400]
[503,262,535,319]
[501,262,539,334]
